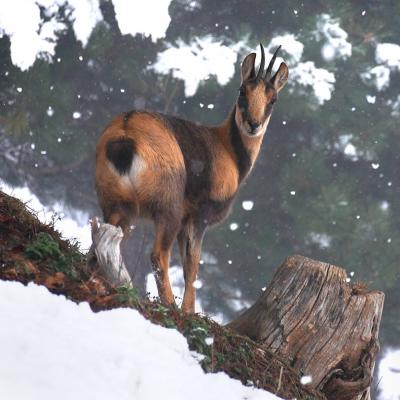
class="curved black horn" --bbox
[256,43,265,81]
[265,45,281,81]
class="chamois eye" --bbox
[270,97,277,105]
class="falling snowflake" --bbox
[242,200,254,211]
[229,223,239,231]
[300,375,312,385]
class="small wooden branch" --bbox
[88,217,132,286]
[227,255,384,400]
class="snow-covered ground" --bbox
[378,348,400,400]
[0,280,281,400]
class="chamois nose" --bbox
[248,120,261,132]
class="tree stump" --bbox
[227,255,384,400]
[88,217,132,286]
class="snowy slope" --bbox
[0,281,281,400]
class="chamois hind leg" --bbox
[103,200,138,235]
[151,217,180,306]
[178,219,206,313]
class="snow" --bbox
[388,94,400,116]
[151,36,244,96]
[0,0,47,70]
[315,14,352,61]
[300,375,312,385]
[112,0,172,41]
[307,232,332,249]
[0,0,171,70]
[230,222,239,231]
[66,0,102,45]
[277,14,351,104]
[146,266,223,323]
[335,133,365,161]
[0,280,281,400]
[0,0,100,70]
[193,279,203,289]
[47,106,54,116]
[146,265,202,310]
[0,179,91,251]
[290,61,336,104]
[1,4,339,105]
[378,348,400,400]
[376,43,400,69]
[267,34,304,65]
[361,42,400,91]
[344,143,357,158]
[205,337,214,346]
[361,65,391,91]
[380,201,390,211]
[242,200,254,211]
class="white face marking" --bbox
[236,112,271,138]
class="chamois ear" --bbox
[241,53,256,83]
[271,62,289,92]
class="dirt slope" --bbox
[0,190,324,400]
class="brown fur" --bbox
[95,45,289,313]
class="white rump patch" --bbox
[128,154,147,186]
[107,154,147,189]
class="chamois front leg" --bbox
[178,220,206,313]
[151,219,179,306]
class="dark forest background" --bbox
[1,1,399,347]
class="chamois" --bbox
[95,43,288,313]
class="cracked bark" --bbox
[227,255,384,400]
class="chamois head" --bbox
[236,43,289,136]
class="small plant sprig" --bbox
[116,283,140,306]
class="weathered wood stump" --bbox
[88,217,132,286]
[228,255,384,400]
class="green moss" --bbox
[24,232,82,279]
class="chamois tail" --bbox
[105,137,135,175]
